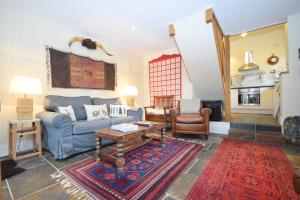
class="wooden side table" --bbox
[9,119,42,160]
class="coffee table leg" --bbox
[96,137,101,162]
[161,128,166,147]
[116,141,125,172]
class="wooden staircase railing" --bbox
[168,24,192,83]
[206,9,231,121]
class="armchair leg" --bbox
[172,132,177,138]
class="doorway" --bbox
[229,23,287,125]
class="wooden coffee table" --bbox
[95,122,166,172]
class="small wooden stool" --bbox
[294,168,300,194]
[9,119,42,160]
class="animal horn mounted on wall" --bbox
[68,36,113,56]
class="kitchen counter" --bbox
[231,85,274,89]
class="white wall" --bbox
[172,11,224,101]
[0,3,144,156]
[280,13,300,124]
[142,48,194,106]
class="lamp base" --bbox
[16,98,33,120]
[126,97,135,107]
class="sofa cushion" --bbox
[176,114,204,124]
[84,104,109,121]
[92,97,121,112]
[45,95,92,120]
[58,105,76,121]
[110,105,127,118]
[110,116,135,125]
[72,119,111,135]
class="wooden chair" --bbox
[144,95,174,128]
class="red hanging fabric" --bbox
[148,54,182,108]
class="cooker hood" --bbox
[238,51,259,72]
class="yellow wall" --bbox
[230,24,287,76]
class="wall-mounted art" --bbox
[68,36,113,56]
[267,54,279,65]
[48,48,116,90]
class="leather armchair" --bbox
[170,100,212,138]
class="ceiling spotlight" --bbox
[241,32,247,37]
[131,26,136,31]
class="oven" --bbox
[238,88,260,105]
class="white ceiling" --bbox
[5,0,300,55]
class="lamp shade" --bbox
[9,76,43,95]
[122,85,138,96]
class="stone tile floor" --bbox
[2,133,300,200]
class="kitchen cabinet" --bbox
[231,87,274,114]
[260,87,273,109]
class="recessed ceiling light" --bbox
[131,26,136,31]
[241,32,247,37]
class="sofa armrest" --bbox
[127,108,143,121]
[39,111,72,128]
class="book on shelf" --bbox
[135,121,158,127]
[111,123,138,132]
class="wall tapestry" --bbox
[148,54,182,107]
[48,48,116,90]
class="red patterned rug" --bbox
[186,139,300,200]
[52,138,203,200]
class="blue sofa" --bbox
[39,95,143,159]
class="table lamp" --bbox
[9,76,43,120]
[123,85,138,107]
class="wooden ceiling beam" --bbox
[169,24,176,37]
[205,9,213,23]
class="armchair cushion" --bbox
[180,99,201,114]
[176,114,204,124]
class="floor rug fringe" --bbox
[51,171,97,200]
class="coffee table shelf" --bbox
[95,122,166,172]
[100,138,153,162]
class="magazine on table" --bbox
[111,123,138,132]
